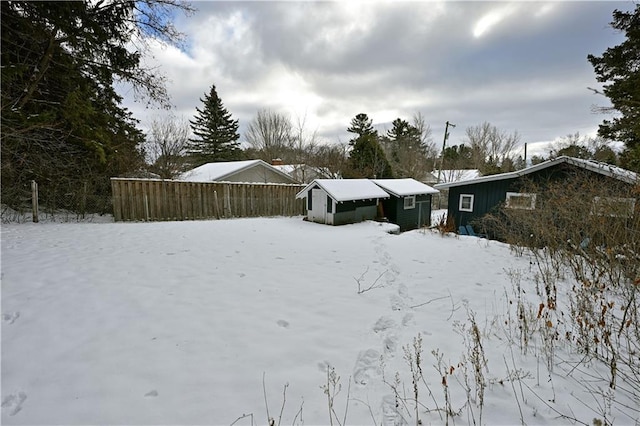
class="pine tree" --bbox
[0,0,169,211]
[347,113,376,138]
[384,118,426,178]
[187,85,241,165]
[588,5,640,171]
[0,0,192,210]
[344,114,393,178]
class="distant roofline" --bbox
[183,159,297,183]
[213,159,297,182]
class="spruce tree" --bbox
[347,113,376,138]
[187,85,241,165]
[588,5,640,171]
[384,118,427,178]
[344,113,393,178]
[0,0,169,211]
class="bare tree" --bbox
[308,143,349,178]
[244,109,293,162]
[292,112,319,164]
[412,111,438,162]
[146,114,190,179]
[465,122,520,174]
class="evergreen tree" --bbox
[384,118,427,178]
[588,5,640,171]
[347,113,376,138]
[187,85,241,165]
[345,114,393,178]
[442,145,474,170]
[0,1,181,211]
[1,0,192,212]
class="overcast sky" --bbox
[119,1,634,158]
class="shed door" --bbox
[310,189,327,223]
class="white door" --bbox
[310,189,327,223]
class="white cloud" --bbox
[535,3,556,18]
[473,4,518,38]
[118,1,629,151]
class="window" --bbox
[459,194,474,212]
[404,195,416,210]
[592,197,636,218]
[506,192,537,210]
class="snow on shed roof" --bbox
[433,156,638,189]
[372,178,439,197]
[179,160,294,182]
[296,179,389,202]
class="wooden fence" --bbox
[111,178,306,222]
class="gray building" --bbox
[180,160,298,184]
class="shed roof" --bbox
[372,178,439,197]
[179,159,296,183]
[296,179,390,202]
[433,156,638,189]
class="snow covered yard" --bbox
[0,217,636,424]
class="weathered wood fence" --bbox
[111,178,306,222]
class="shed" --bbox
[372,179,439,232]
[180,159,298,184]
[434,156,638,230]
[295,179,389,225]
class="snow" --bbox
[1,216,637,424]
[296,179,390,202]
[372,179,439,197]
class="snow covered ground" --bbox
[1,214,636,425]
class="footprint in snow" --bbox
[373,316,396,333]
[2,312,20,324]
[1,392,27,416]
[383,334,399,356]
[390,294,405,311]
[353,349,381,385]
[401,313,414,327]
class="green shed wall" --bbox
[382,194,432,232]
[448,179,515,228]
[332,200,378,225]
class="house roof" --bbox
[431,169,481,184]
[433,156,638,189]
[296,179,390,202]
[372,178,439,197]
[179,160,296,183]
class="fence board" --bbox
[110,178,306,222]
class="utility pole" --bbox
[436,121,455,183]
